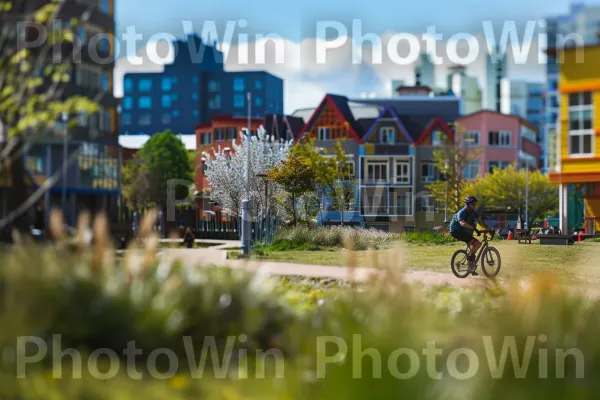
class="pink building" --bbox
[456,110,541,180]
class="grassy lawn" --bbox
[239,240,600,285]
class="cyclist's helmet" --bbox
[464,196,478,205]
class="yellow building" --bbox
[549,44,600,234]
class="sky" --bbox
[113,0,599,113]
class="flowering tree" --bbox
[203,127,292,219]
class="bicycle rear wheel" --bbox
[481,247,501,278]
[451,249,471,278]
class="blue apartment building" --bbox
[121,35,283,136]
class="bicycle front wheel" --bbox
[451,249,471,278]
[481,247,501,278]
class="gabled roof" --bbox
[352,97,461,123]
[285,116,305,139]
[457,109,540,133]
[414,116,455,145]
[296,94,381,143]
[263,114,306,140]
[362,106,415,143]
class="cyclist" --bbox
[449,196,490,275]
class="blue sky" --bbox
[114,1,600,112]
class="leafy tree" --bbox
[122,131,193,210]
[292,139,354,225]
[426,125,482,216]
[0,0,101,232]
[266,153,316,226]
[465,164,558,227]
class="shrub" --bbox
[272,225,400,250]
[403,230,457,245]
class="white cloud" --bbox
[114,31,546,113]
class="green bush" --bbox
[403,230,457,245]
[272,225,400,250]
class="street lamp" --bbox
[60,112,68,224]
[443,159,449,223]
[256,173,269,242]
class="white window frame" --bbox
[366,160,389,184]
[568,92,594,157]
[463,131,480,146]
[463,161,480,180]
[432,130,446,146]
[379,126,395,143]
[394,192,413,216]
[488,161,510,173]
[488,130,512,147]
[419,194,436,213]
[421,162,437,183]
[318,127,331,140]
[394,160,411,184]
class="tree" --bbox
[426,125,483,216]
[0,0,101,232]
[266,153,316,226]
[291,139,354,225]
[122,130,193,210]
[465,164,558,227]
[203,127,292,218]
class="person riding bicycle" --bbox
[449,196,490,275]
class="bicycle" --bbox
[450,230,501,278]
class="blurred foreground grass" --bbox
[2,210,600,399]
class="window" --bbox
[365,194,387,214]
[139,96,152,109]
[122,97,132,110]
[77,26,87,44]
[227,128,237,140]
[209,94,222,110]
[488,161,510,173]
[380,127,395,143]
[418,195,436,213]
[431,130,447,146]
[255,80,263,89]
[124,78,133,92]
[139,113,151,126]
[76,66,100,89]
[233,77,245,92]
[192,92,198,101]
[99,109,111,132]
[161,113,171,124]
[488,131,511,146]
[138,79,152,92]
[463,161,480,180]
[395,193,412,215]
[173,110,180,117]
[200,133,212,145]
[395,160,410,184]
[121,112,131,125]
[161,94,172,108]
[214,128,226,141]
[193,110,199,117]
[463,131,480,146]
[208,80,220,92]
[193,76,199,84]
[100,0,109,13]
[568,91,594,156]
[161,77,172,91]
[318,127,331,140]
[366,160,388,183]
[339,160,354,180]
[255,96,263,107]
[26,156,44,175]
[234,93,245,108]
[421,162,437,182]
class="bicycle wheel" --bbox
[451,249,471,278]
[481,247,501,278]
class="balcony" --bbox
[372,144,411,155]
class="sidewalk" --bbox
[160,247,486,288]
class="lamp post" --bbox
[256,173,269,242]
[443,159,449,223]
[241,92,252,256]
[60,112,68,223]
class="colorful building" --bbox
[293,94,462,232]
[549,44,600,235]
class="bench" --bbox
[537,234,574,246]
[514,229,533,244]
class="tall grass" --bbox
[2,210,600,399]
[272,225,400,250]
